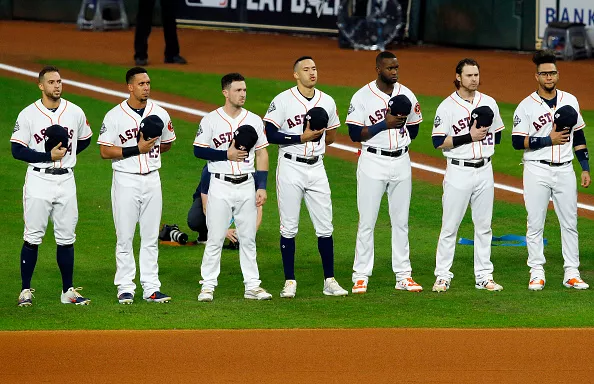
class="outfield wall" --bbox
[2,0,589,51]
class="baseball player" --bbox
[11,66,92,306]
[98,67,176,304]
[193,72,272,302]
[264,56,348,298]
[346,51,423,294]
[512,50,590,290]
[431,58,505,293]
[187,163,264,248]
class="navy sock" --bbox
[57,244,74,293]
[280,236,296,280]
[318,236,334,279]
[20,242,39,290]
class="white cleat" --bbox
[563,277,589,290]
[198,288,214,302]
[475,279,503,291]
[323,277,348,296]
[280,280,297,298]
[432,278,450,293]
[395,277,423,292]
[61,287,90,305]
[244,287,272,300]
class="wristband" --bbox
[254,170,268,190]
[528,136,553,150]
[367,120,387,138]
[576,148,590,172]
[452,133,472,147]
[122,146,141,158]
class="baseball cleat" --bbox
[61,287,90,305]
[280,280,297,298]
[432,278,450,293]
[145,291,171,303]
[18,288,35,307]
[244,287,273,300]
[323,278,348,296]
[395,278,423,292]
[528,277,545,291]
[198,288,214,302]
[118,292,134,304]
[475,279,503,291]
[352,279,368,294]
[563,277,589,290]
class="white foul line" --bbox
[1,62,592,212]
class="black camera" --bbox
[159,224,188,245]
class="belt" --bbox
[32,167,69,175]
[538,160,572,167]
[283,153,321,165]
[366,146,408,158]
[450,157,491,168]
[214,173,249,184]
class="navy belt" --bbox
[538,160,572,167]
[33,167,69,175]
[284,153,321,165]
[214,173,249,184]
[450,158,491,168]
[367,146,408,158]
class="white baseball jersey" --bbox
[513,90,585,163]
[97,100,176,174]
[432,91,504,160]
[10,99,92,169]
[193,107,268,175]
[263,87,339,157]
[346,81,422,150]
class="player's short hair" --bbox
[293,56,314,71]
[221,73,245,90]
[532,49,557,67]
[126,67,148,84]
[38,66,60,83]
[375,51,397,67]
[454,58,480,89]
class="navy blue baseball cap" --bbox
[44,124,69,152]
[554,105,578,131]
[470,106,494,128]
[139,115,164,140]
[305,107,329,131]
[388,95,412,116]
[234,124,258,151]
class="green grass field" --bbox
[1,69,594,331]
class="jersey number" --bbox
[481,133,494,146]
[148,144,160,159]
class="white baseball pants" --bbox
[523,161,580,280]
[353,150,413,282]
[111,170,162,298]
[23,168,78,245]
[200,176,261,290]
[276,155,333,238]
[435,160,495,282]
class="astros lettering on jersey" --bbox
[193,107,268,174]
[346,81,422,150]
[263,86,339,157]
[97,100,175,173]
[432,91,504,159]
[11,99,92,169]
[513,90,585,162]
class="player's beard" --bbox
[542,83,556,92]
[379,73,397,85]
[44,89,61,102]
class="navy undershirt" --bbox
[540,93,557,109]
[127,102,145,117]
[298,89,314,102]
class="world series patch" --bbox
[513,115,521,127]
[13,121,20,133]
[267,102,276,114]
[99,123,107,135]
[348,103,355,115]
[433,116,441,128]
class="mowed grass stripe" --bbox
[1,75,593,330]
